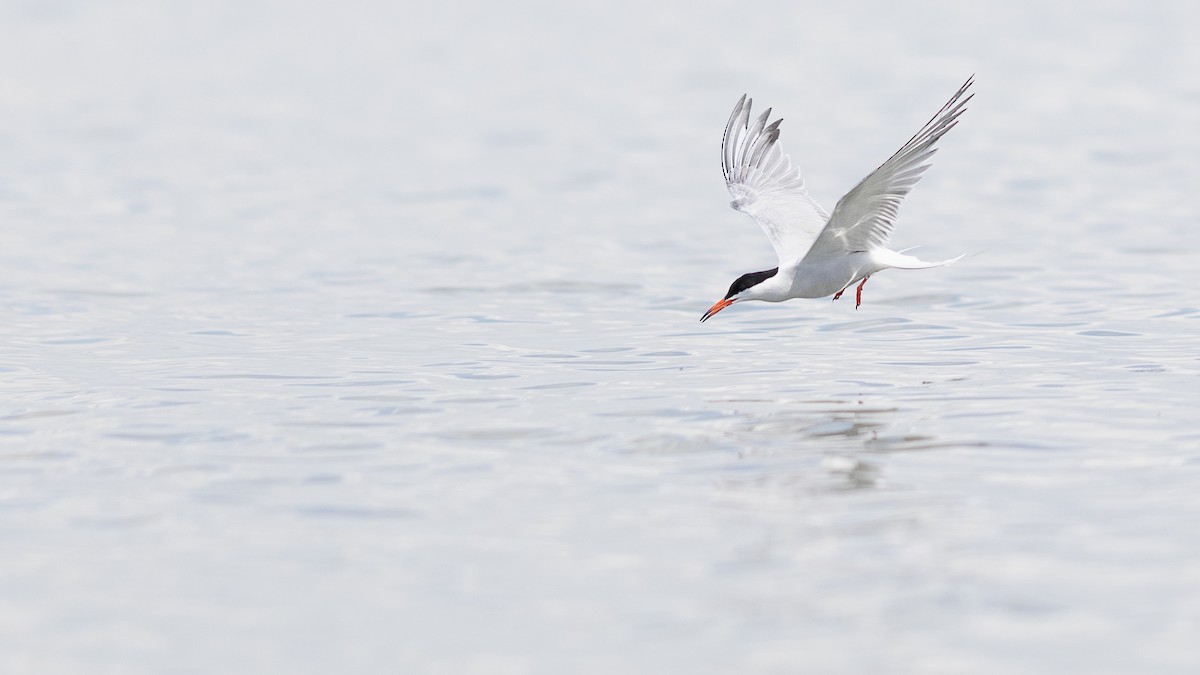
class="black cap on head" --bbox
[724,267,778,299]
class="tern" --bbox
[700,77,973,322]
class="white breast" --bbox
[784,252,879,299]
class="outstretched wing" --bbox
[801,76,974,263]
[723,95,830,264]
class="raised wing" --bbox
[723,95,829,264]
[801,76,974,263]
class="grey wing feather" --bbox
[801,76,974,262]
[722,96,830,263]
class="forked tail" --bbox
[875,247,966,270]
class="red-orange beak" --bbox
[700,298,734,322]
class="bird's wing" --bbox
[800,76,973,264]
[723,95,830,264]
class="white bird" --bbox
[700,77,973,322]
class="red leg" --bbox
[832,288,845,301]
[854,275,870,309]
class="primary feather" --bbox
[802,76,974,263]
[722,96,830,263]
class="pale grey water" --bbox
[2,1,1199,673]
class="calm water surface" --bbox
[1,1,1198,673]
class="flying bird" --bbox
[700,77,973,322]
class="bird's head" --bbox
[700,267,779,322]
